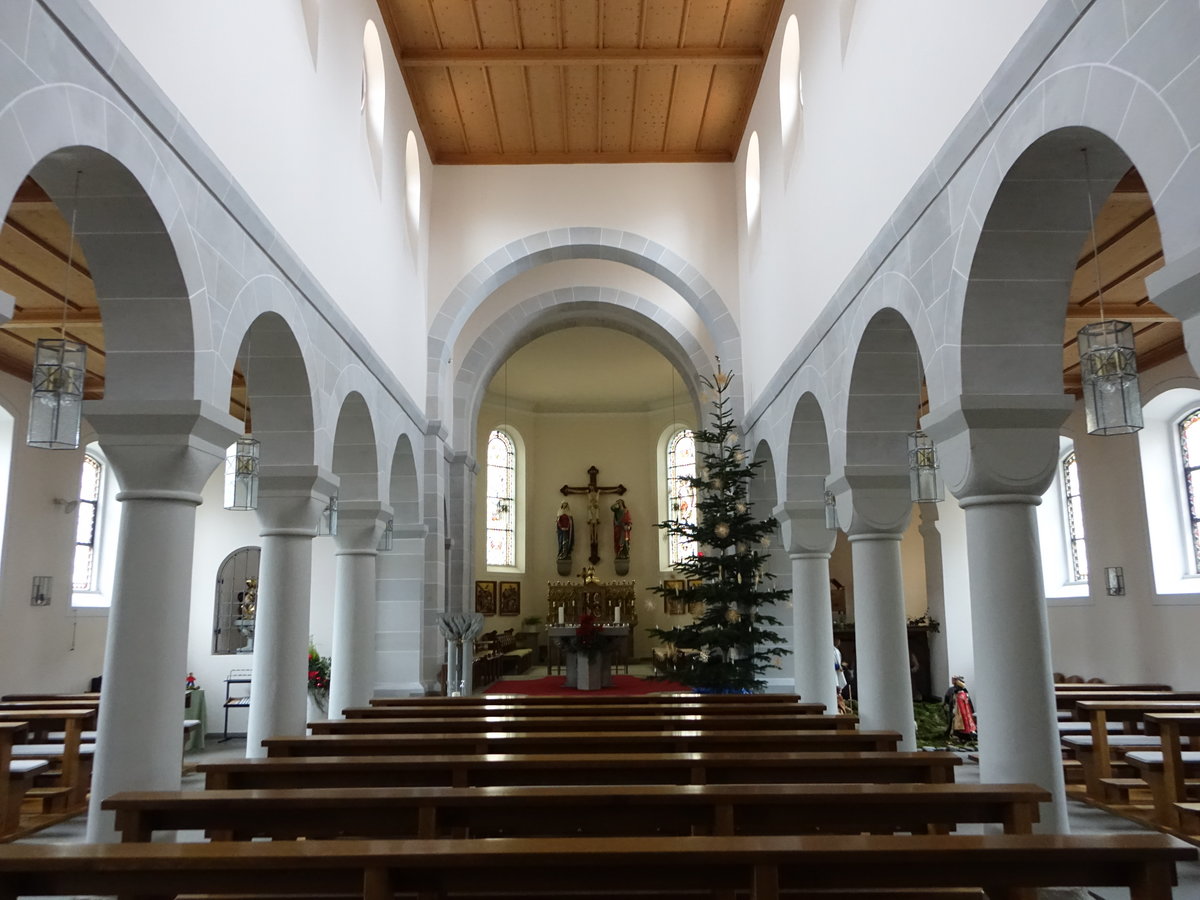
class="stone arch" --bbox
[0,86,211,406]
[430,228,740,416]
[840,307,925,533]
[453,290,709,448]
[330,392,379,502]
[785,390,833,506]
[387,433,421,524]
[228,311,317,469]
[751,439,780,521]
[945,58,1197,406]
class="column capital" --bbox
[827,469,911,537]
[922,394,1073,501]
[772,501,835,555]
[84,399,241,497]
[334,500,392,553]
[256,465,339,535]
[1147,244,1200,377]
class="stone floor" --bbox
[12,707,1200,899]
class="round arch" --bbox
[453,290,709,448]
[430,228,741,416]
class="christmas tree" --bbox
[648,359,791,692]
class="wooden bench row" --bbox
[344,699,827,718]
[201,749,961,790]
[0,833,1192,900]
[369,691,808,706]
[103,781,1050,842]
[265,729,901,757]
[311,712,858,735]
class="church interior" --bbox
[1,0,1200,892]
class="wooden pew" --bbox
[1129,712,1200,830]
[0,708,95,809]
[1064,700,1200,801]
[1061,734,1161,799]
[0,722,49,840]
[201,750,962,790]
[1056,690,1200,712]
[370,692,808,707]
[311,713,859,735]
[103,782,1050,842]
[1055,683,1172,692]
[345,700,827,718]
[0,693,99,703]
[263,729,902,758]
[0,833,1192,900]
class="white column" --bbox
[375,526,429,695]
[245,467,335,757]
[790,551,837,712]
[774,502,837,710]
[84,402,238,842]
[962,494,1068,832]
[918,502,949,699]
[924,393,1073,834]
[328,502,388,717]
[848,531,916,749]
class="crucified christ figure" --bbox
[560,465,626,565]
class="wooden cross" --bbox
[560,465,626,565]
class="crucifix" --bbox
[560,465,626,565]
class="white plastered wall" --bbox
[86,0,430,395]
[736,0,1048,404]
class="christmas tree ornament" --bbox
[714,522,730,538]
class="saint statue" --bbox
[556,501,575,559]
[611,498,632,559]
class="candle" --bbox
[558,606,564,624]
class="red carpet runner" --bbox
[485,675,691,697]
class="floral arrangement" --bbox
[308,639,331,712]
[557,613,613,660]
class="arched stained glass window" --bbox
[667,429,698,566]
[486,429,516,567]
[1179,409,1200,571]
[1061,450,1087,583]
[73,454,102,591]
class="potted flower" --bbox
[308,639,331,716]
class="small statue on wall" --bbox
[556,501,575,560]
[611,498,632,559]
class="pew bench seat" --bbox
[1061,734,1160,797]
[0,833,1192,900]
[201,750,961,791]
[1125,750,1200,829]
[3,760,47,836]
[104,782,1048,842]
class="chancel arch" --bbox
[453,290,709,449]
[429,228,741,420]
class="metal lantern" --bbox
[377,517,394,552]
[318,495,338,536]
[27,338,86,449]
[823,490,839,530]
[224,435,260,510]
[1078,319,1143,436]
[908,431,944,503]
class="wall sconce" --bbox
[53,498,80,514]
[824,490,839,530]
[1105,566,1125,596]
[30,575,51,606]
[377,518,394,552]
[317,495,338,536]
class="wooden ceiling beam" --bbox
[4,309,103,328]
[1063,303,1172,322]
[399,47,763,66]
[435,148,732,164]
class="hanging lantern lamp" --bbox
[224,435,260,510]
[823,490,839,530]
[908,431,944,503]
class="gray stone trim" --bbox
[38,0,426,434]
[429,228,742,420]
[450,286,712,445]
[745,0,1093,430]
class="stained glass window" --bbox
[73,454,102,591]
[485,429,516,567]
[1179,410,1200,571]
[1061,450,1087,583]
[667,429,698,566]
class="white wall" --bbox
[430,163,739,322]
[86,0,429,396]
[736,0,1049,403]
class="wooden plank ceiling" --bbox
[376,0,784,164]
